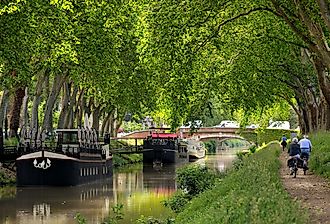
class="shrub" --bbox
[309,132,330,179]
[162,190,191,213]
[0,167,16,186]
[135,216,175,224]
[176,164,218,196]
[256,129,294,145]
[163,164,220,214]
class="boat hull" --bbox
[188,151,206,161]
[142,149,178,164]
[16,151,112,186]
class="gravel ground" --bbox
[279,151,330,224]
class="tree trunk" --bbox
[0,89,9,149]
[0,90,10,131]
[100,112,111,136]
[42,73,66,133]
[76,90,85,128]
[312,57,330,107]
[9,87,25,138]
[65,84,78,129]
[57,81,70,129]
[31,71,46,130]
[20,87,29,131]
[92,105,101,132]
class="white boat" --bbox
[178,139,206,161]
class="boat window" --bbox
[61,132,78,144]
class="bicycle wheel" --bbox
[293,160,298,178]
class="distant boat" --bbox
[178,139,206,161]
[142,132,179,164]
[16,128,112,186]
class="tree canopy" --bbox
[0,0,330,135]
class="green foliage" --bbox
[256,129,294,145]
[239,131,258,144]
[309,132,330,179]
[163,164,220,214]
[0,186,16,199]
[74,213,87,224]
[135,216,175,224]
[122,121,144,132]
[3,137,18,146]
[204,140,216,154]
[162,190,191,213]
[175,144,309,224]
[176,164,219,197]
[0,168,16,186]
[112,154,142,167]
[74,204,124,224]
[249,145,257,153]
[102,204,124,224]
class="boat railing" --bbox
[3,144,106,160]
[143,139,177,149]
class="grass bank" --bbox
[174,143,308,224]
[309,132,330,179]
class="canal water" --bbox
[0,151,238,224]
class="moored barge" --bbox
[142,132,179,164]
[16,128,112,186]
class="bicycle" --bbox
[288,157,299,178]
[288,156,308,177]
[300,153,309,175]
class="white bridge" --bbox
[191,133,245,142]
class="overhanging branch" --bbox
[194,7,281,53]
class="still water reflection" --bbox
[0,151,237,224]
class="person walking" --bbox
[280,134,288,151]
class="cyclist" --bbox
[299,135,312,167]
[280,134,288,151]
[287,137,301,175]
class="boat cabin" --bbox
[56,129,79,145]
[143,133,178,150]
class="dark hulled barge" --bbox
[142,133,179,164]
[16,128,112,186]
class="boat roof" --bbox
[151,133,178,139]
[17,151,77,161]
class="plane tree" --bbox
[0,0,157,138]
[136,0,328,132]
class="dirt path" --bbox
[279,151,330,224]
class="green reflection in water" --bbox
[0,186,16,200]
[115,190,175,223]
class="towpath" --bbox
[279,150,330,223]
